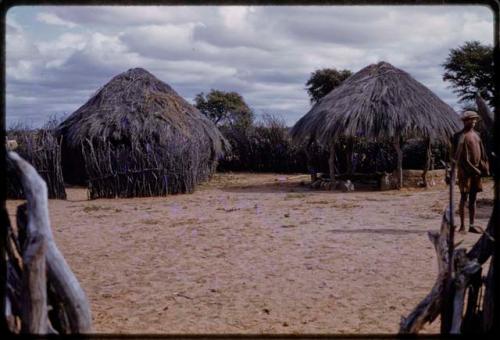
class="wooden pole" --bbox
[422,138,432,187]
[328,142,336,186]
[394,137,403,189]
[346,139,354,176]
[305,141,317,183]
[441,161,456,333]
[20,216,48,334]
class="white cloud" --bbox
[36,12,77,28]
[5,5,494,127]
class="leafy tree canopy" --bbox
[442,40,494,106]
[305,68,352,104]
[194,89,254,129]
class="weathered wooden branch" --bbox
[450,249,481,334]
[20,232,47,334]
[45,240,92,333]
[481,259,495,332]
[402,181,496,334]
[399,211,451,333]
[441,164,457,334]
[461,266,482,333]
[468,204,497,265]
[7,152,92,334]
[8,152,50,334]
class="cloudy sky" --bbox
[6,5,494,127]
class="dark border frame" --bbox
[0,0,498,337]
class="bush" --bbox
[218,114,309,173]
[218,116,450,175]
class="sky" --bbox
[5,5,494,127]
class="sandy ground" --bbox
[6,173,494,334]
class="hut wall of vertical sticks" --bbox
[6,125,66,200]
[291,61,462,189]
[56,68,227,199]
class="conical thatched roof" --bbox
[56,67,228,195]
[57,67,226,154]
[291,61,461,145]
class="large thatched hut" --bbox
[291,61,462,188]
[56,67,227,198]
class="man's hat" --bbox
[461,111,481,121]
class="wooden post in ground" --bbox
[305,141,317,183]
[422,138,432,187]
[20,222,48,334]
[328,142,336,186]
[394,137,403,189]
[346,138,354,176]
[441,161,456,334]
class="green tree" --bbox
[442,40,494,106]
[194,89,254,129]
[305,68,352,104]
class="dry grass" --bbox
[291,61,461,145]
[57,67,228,197]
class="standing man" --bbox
[451,111,490,234]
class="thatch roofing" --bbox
[291,61,461,145]
[56,68,228,193]
[57,67,227,154]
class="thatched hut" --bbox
[56,67,227,198]
[291,61,461,188]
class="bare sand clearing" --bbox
[6,173,494,334]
